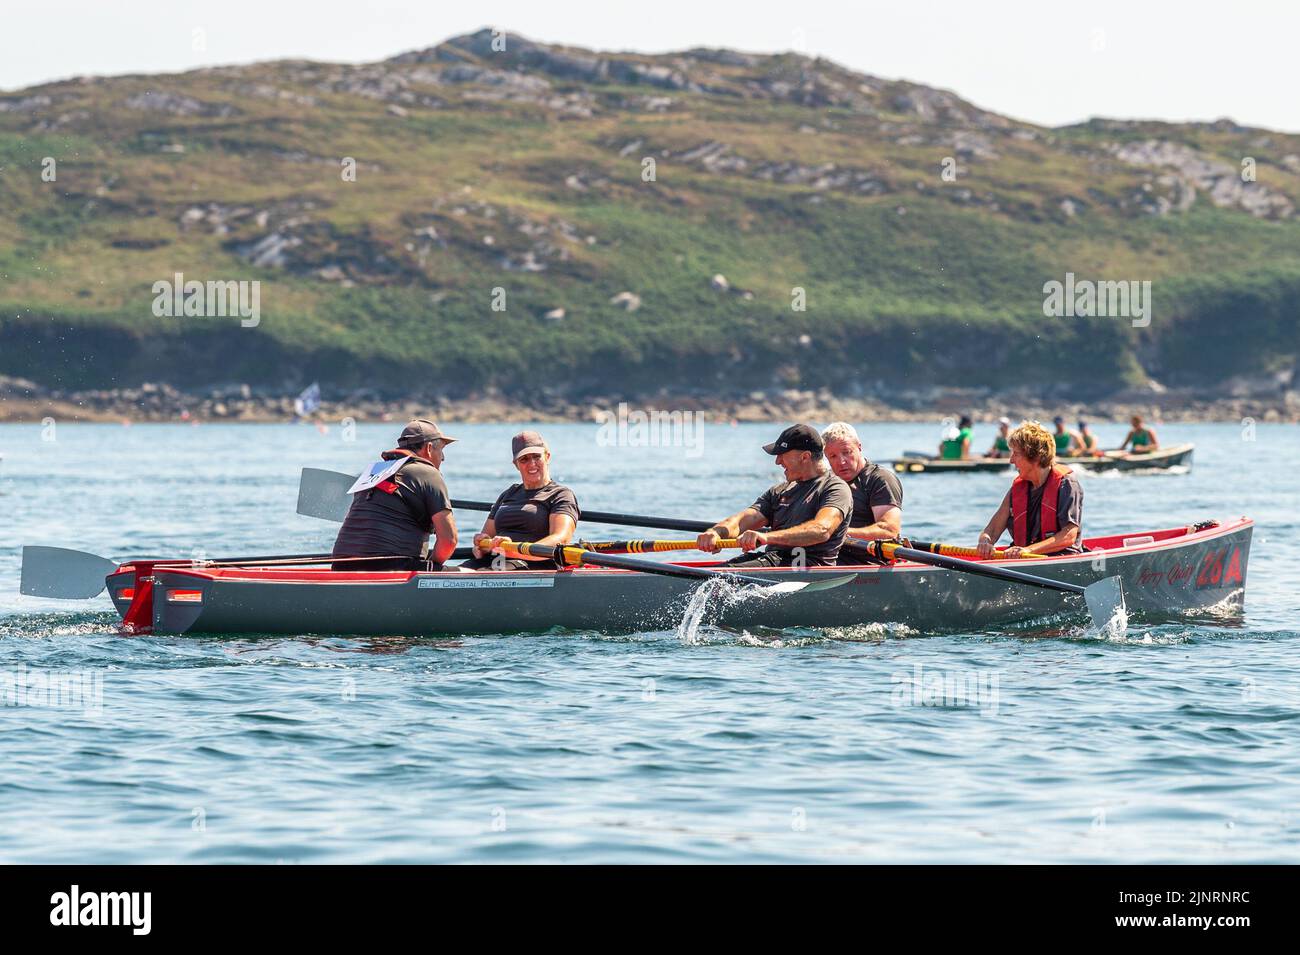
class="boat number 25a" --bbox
[1195,546,1244,589]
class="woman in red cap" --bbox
[460,431,581,571]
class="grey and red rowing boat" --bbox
[105,517,1251,637]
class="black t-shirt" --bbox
[751,470,852,564]
[489,481,580,543]
[846,462,903,526]
[332,453,450,560]
[1003,470,1084,552]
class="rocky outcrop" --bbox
[1114,139,1294,219]
[122,91,237,118]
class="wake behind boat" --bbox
[99,517,1249,637]
[889,442,1194,474]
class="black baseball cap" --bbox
[762,423,823,456]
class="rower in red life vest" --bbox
[975,420,1085,558]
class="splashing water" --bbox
[1098,605,1130,641]
[674,578,723,645]
[674,577,793,645]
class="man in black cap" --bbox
[331,418,459,571]
[695,423,852,567]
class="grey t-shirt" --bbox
[332,453,450,560]
[1002,470,1084,552]
[489,481,580,542]
[751,470,852,564]
[847,462,903,526]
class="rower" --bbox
[462,431,580,571]
[1051,416,1080,457]
[821,422,903,564]
[976,420,1084,558]
[1072,420,1101,456]
[938,415,973,460]
[696,423,851,567]
[331,419,458,571]
[985,416,1012,458]
[1118,414,1159,454]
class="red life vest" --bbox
[1010,464,1072,546]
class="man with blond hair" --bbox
[821,422,903,564]
[975,420,1084,558]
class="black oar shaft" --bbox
[453,499,710,534]
[889,545,1085,595]
[511,541,777,587]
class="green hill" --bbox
[2,28,1298,403]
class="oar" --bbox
[297,467,712,532]
[20,546,123,599]
[495,540,854,594]
[865,541,1125,630]
[18,545,487,599]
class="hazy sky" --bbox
[3,0,1297,132]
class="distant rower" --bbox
[939,415,973,460]
[1072,420,1101,456]
[976,420,1084,558]
[1118,414,1159,454]
[696,424,851,567]
[1052,416,1081,457]
[985,416,1012,458]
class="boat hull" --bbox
[889,443,1194,474]
[106,518,1252,637]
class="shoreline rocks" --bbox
[1,376,1295,425]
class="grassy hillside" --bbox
[2,29,1298,402]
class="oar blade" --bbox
[20,546,118,598]
[1083,576,1127,635]
[296,467,355,522]
[736,574,856,594]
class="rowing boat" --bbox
[104,517,1250,637]
[888,442,1194,474]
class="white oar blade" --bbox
[1084,576,1127,635]
[296,467,356,523]
[751,574,857,595]
[20,546,118,599]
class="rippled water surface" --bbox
[1,421,1297,862]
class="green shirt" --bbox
[940,427,972,460]
[1054,431,1072,454]
[1131,428,1153,447]
[993,435,1010,453]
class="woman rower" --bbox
[1117,414,1159,454]
[975,420,1084,558]
[460,430,581,571]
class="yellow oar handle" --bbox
[497,540,587,566]
[905,542,1046,560]
[500,538,743,561]
[586,539,741,553]
[877,541,1045,561]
